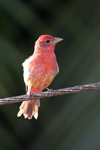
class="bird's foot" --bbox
[46,87,53,92]
[28,92,33,98]
[27,92,34,104]
[26,87,33,98]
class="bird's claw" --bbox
[46,87,53,92]
[28,92,33,98]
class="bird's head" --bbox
[34,35,63,52]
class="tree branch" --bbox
[0,82,100,105]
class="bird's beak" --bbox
[53,37,63,44]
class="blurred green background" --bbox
[0,0,100,149]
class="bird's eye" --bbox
[46,40,50,43]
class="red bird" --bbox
[17,35,63,119]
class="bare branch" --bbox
[0,82,100,105]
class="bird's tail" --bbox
[17,99,40,119]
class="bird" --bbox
[17,34,63,119]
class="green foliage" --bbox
[0,0,100,149]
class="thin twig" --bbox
[0,82,100,105]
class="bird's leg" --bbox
[27,87,33,104]
[45,87,53,92]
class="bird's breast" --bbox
[23,52,58,90]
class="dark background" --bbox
[0,0,100,150]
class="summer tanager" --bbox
[17,35,63,119]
